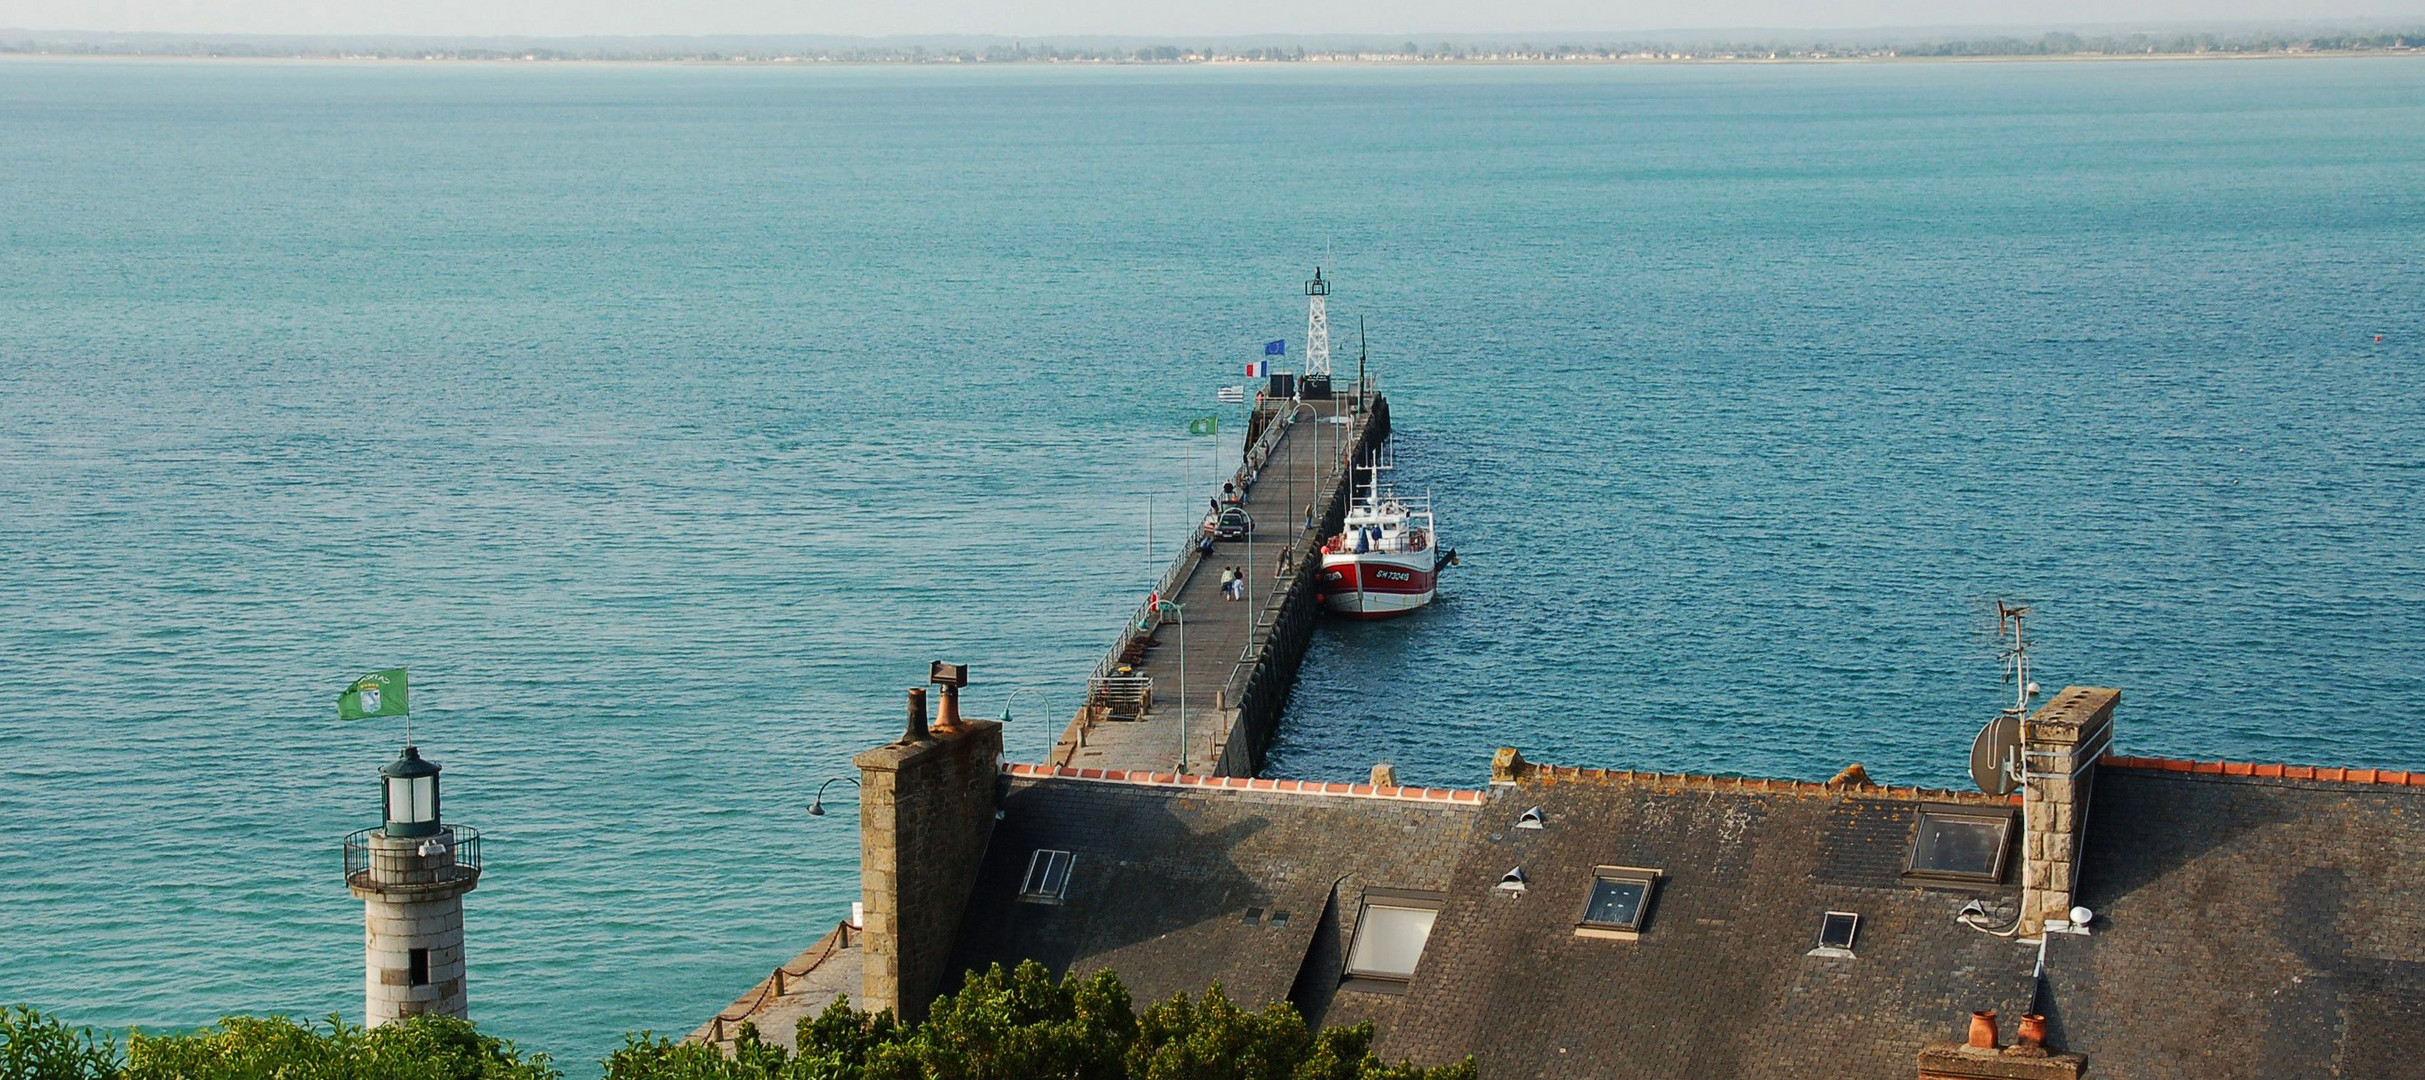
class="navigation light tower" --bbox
[345,744,483,1026]
[1304,268,1333,380]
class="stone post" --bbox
[1491,747,1528,785]
[2018,686,2119,938]
[349,829,479,1025]
[854,707,1003,1022]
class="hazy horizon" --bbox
[14,0,2425,40]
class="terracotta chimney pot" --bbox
[933,684,965,735]
[1968,1010,1998,1050]
[1828,763,1873,788]
[2017,1013,2048,1049]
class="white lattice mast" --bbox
[1304,267,1332,379]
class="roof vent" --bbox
[1496,866,1527,893]
[1515,806,1545,830]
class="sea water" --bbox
[3,55,2421,1071]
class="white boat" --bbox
[1316,454,1453,619]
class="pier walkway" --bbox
[1052,388,1388,776]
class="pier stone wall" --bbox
[853,717,1002,1021]
[1215,396,1391,776]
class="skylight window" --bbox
[1818,911,1860,951]
[1019,849,1074,903]
[1575,867,1660,939]
[1343,889,1444,986]
[1904,807,2015,883]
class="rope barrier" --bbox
[703,921,857,1042]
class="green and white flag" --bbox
[1188,415,1218,436]
[339,668,409,721]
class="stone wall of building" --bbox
[854,711,1002,1021]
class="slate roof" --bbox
[920,754,2425,1080]
[2041,762,2425,1079]
[1363,766,2035,1079]
[942,767,1482,1010]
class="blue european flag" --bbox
[1264,340,1285,356]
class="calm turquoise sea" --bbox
[3,55,2422,1071]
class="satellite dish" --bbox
[1969,712,2022,797]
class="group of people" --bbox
[1217,565,1250,601]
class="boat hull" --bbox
[1316,555,1436,618]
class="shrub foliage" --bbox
[7,963,1472,1080]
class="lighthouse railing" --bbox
[343,825,483,887]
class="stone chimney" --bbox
[1917,1042,2086,1080]
[2018,686,2119,937]
[853,687,1002,1022]
[1917,1009,2084,1079]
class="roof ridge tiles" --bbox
[1519,759,2009,803]
[1002,762,1487,804]
[2102,754,2422,788]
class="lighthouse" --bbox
[343,744,482,1026]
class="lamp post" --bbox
[1155,598,1186,772]
[807,775,861,817]
[346,744,481,1027]
[996,686,1042,761]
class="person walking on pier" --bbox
[1219,566,1238,601]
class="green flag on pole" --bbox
[339,668,409,721]
[1188,416,1218,436]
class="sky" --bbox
[9,0,2425,39]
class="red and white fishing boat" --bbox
[1316,455,1455,619]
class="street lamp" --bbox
[807,775,860,817]
[997,686,1046,761]
[1155,598,1186,772]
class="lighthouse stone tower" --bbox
[343,745,482,1026]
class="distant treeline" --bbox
[3,28,2421,63]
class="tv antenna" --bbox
[1968,602,2040,797]
[1998,602,2039,714]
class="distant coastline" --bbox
[4,26,2421,66]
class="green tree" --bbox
[2,1006,119,1080]
[123,1015,556,1080]
[12,966,1472,1080]
[861,964,1133,1080]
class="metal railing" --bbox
[1086,402,1302,688]
[1085,391,1379,695]
[342,825,482,887]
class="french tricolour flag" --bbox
[1245,360,1269,377]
